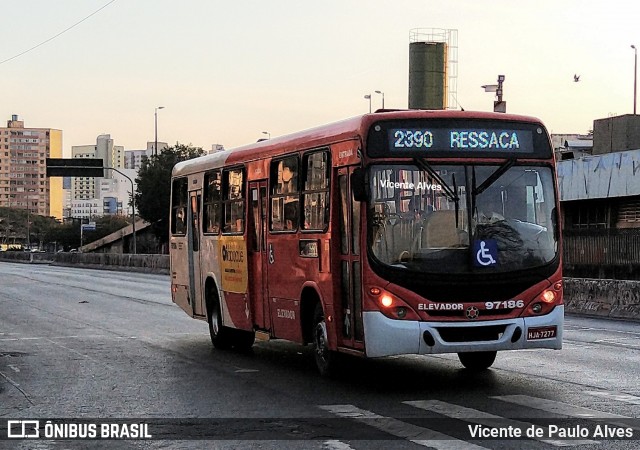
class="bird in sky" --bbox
[574,74,581,82]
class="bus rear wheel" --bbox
[457,351,497,370]
[313,303,337,377]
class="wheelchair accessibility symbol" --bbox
[474,239,498,267]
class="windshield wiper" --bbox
[413,158,459,203]
[414,158,460,228]
[473,158,515,196]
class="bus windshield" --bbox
[368,163,558,274]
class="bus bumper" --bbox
[363,306,564,358]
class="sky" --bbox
[0,0,638,156]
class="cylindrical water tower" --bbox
[408,28,458,110]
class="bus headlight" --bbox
[541,289,556,303]
[367,287,419,320]
[380,294,393,308]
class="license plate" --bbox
[527,326,557,340]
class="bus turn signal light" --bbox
[541,290,556,303]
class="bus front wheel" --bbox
[232,329,255,352]
[207,287,232,350]
[313,303,338,377]
[457,351,497,370]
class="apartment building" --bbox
[0,114,63,219]
[124,141,167,169]
[71,134,124,201]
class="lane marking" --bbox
[319,404,487,450]
[493,395,638,432]
[562,342,593,349]
[492,395,631,419]
[564,326,640,337]
[44,338,105,366]
[323,440,355,450]
[585,391,640,406]
[8,365,20,373]
[0,333,202,342]
[405,399,597,447]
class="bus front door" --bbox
[337,167,364,348]
[248,181,269,330]
[188,191,206,317]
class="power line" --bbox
[0,0,118,66]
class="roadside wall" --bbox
[1,254,638,321]
[0,252,170,275]
[563,278,640,321]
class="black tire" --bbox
[457,351,497,370]
[207,286,232,350]
[232,329,255,352]
[313,303,337,377]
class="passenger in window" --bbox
[282,159,298,229]
[284,199,298,230]
[476,196,505,224]
[175,207,186,234]
[281,159,298,193]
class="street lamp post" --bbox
[108,168,136,254]
[262,131,271,139]
[364,94,372,113]
[632,45,637,115]
[375,90,385,109]
[154,106,165,156]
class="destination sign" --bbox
[388,128,535,153]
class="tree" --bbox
[0,207,59,249]
[134,143,205,244]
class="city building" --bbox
[551,133,593,161]
[558,114,640,279]
[124,141,167,169]
[210,144,225,154]
[99,168,137,216]
[0,114,63,219]
[71,134,124,202]
[65,136,141,220]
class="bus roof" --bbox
[172,109,545,177]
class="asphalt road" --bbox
[0,262,638,449]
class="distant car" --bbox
[69,249,78,253]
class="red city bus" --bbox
[170,110,563,375]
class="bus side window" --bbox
[270,156,299,231]
[203,170,221,234]
[171,178,188,235]
[223,168,245,234]
[302,150,330,231]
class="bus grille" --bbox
[435,325,506,343]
